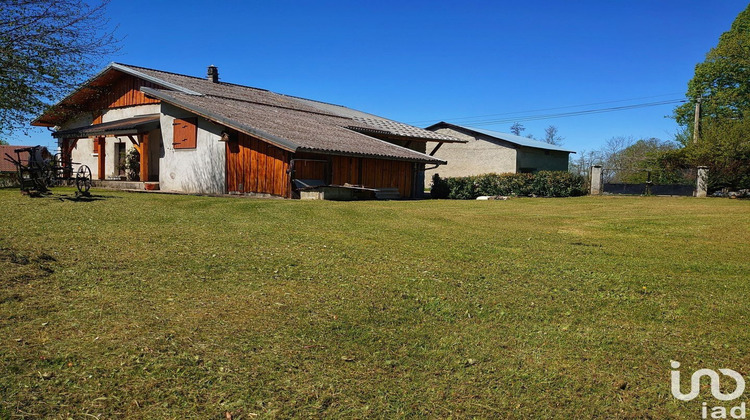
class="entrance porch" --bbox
[53,115,162,188]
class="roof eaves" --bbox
[31,63,120,126]
[429,122,576,153]
[342,127,448,164]
[52,114,161,138]
[140,87,300,152]
[31,62,203,127]
[297,147,446,165]
[347,125,467,143]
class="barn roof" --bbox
[143,88,441,162]
[0,145,29,172]
[34,63,460,164]
[427,122,576,153]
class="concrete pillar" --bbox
[590,165,603,195]
[696,166,708,198]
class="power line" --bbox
[465,99,687,127]
[406,93,686,125]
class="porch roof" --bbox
[52,114,161,139]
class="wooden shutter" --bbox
[173,118,197,149]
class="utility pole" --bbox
[693,97,702,143]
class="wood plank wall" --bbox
[295,153,414,198]
[95,74,161,109]
[226,132,291,197]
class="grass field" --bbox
[1,187,748,419]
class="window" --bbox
[173,118,197,149]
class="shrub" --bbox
[445,176,476,199]
[435,172,585,199]
[430,174,449,199]
[125,149,140,181]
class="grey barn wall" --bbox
[423,126,571,189]
[424,127,516,188]
[516,148,570,172]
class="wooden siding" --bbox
[94,74,161,109]
[294,159,327,181]
[295,153,414,198]
[226,132,291,197]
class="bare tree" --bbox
[569,149,603,179]
[510,122,525,136]
[0,0,120,135]
[543,125,564,145]
[600,136,634,171]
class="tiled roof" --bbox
[121,64,459,143]
[427,122,576,153]
[142,88,443,163]
[288,98,462,142]
[44,63,454,163]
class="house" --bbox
[32,63,463,198]
[423,122,575,187]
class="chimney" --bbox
[207,65,219,83]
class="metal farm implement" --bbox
[3,145,92,195]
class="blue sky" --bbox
[11,0,749,153]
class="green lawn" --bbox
[1,188,748,419]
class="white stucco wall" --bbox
[60,113,97,176]
[424,127,517,188]
[65,105,161,179]
[158,103,226,194]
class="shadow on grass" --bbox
[23,191,121,202]
[51,192,120,202]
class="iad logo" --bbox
[671,360,747,419]
[671,361,745,401]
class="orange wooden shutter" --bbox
[173,118,197,149]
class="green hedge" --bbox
[430,172,586,199]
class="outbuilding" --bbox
[423,122,575,188]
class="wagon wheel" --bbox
[31,163,51,192]
[75,165,92,194]
[40,163,53,189]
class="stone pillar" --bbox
[590,165,603,195]
[696,166,708,198]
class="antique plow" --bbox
[3,146,92,195]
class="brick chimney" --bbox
[207,65,219,83]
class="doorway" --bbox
[115,142,126,177]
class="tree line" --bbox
[572,5,750,192]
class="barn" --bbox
[424,122,575,188]
[32,63,461,198]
